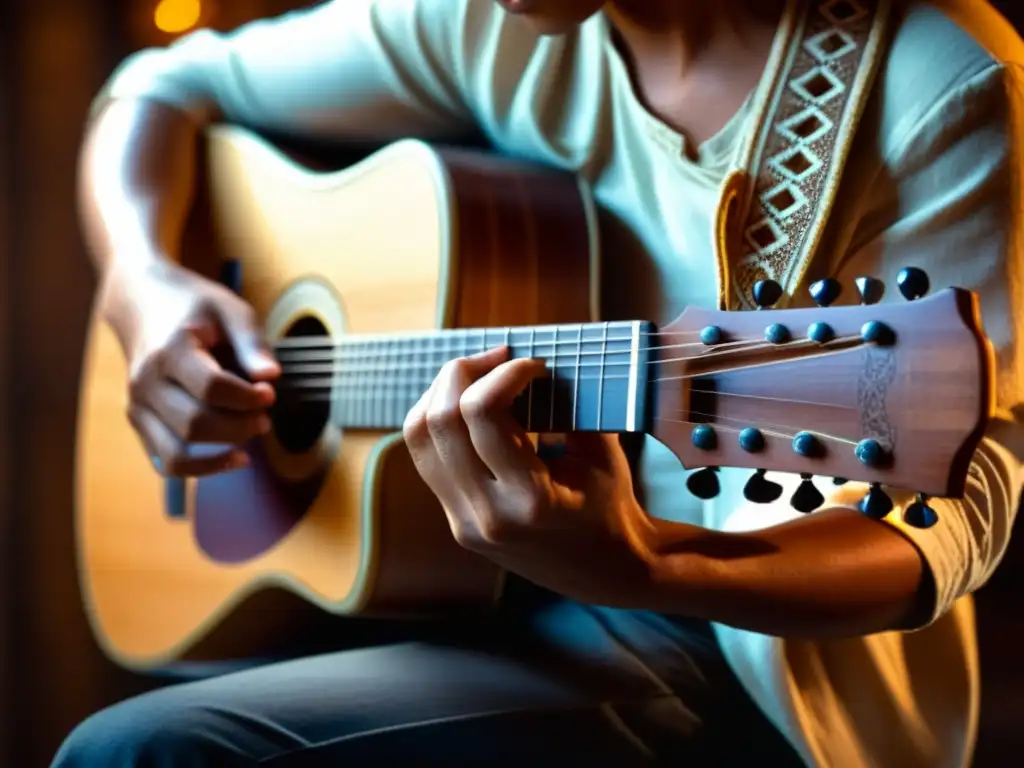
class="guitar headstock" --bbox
[652,269,994,529]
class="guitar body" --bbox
[75,126,600,670]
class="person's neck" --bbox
[604,0,786,149]
[605,0,785,71]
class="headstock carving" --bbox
[651,269,994,529]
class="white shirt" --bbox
[92,0,1024,764]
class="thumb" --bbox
[214,301,280,381]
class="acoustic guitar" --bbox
[75,125,994,671]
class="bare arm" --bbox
[80,0,475,330]
[634,64,1024,640]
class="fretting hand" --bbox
[403,346,655,604]
[104,260,280,477]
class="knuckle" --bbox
[192,372,219,404]
[402,410,428,445]
[518,492,547,527]
[475,514,508,546]
[180,408,209,442]
[451,521,489,551]
[460,387,499,423]
[425,402,460,435]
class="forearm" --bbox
[636,507,928,639]
[78,98,203,349]
[79,98,200,277]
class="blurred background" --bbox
[0,1,1022,765]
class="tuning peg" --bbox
[752,279,783,309]
[809,277,842,307]
[744,469,784,504]
[791,474,825,513]
[897,266,930,301]
[855,276,885,305]
[904,493,939,529]
[686,467,720,500]
[858,483,893,519]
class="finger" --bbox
[212,301,280,382]
[404,378,460,498]
[425,357,503,490]
[460,357,549,484]
[167,331,275,411]
[128,405,248,477]
[142,379,272,444]
[404,378,476,540]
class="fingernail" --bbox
[257,415,272,434]
[468,345,508,359]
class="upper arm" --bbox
[94,0,478,143]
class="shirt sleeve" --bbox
[91,0,478,143]
[824,61,1024,628]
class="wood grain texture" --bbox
[75,127,598,669]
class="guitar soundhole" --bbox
[272,315,332,454]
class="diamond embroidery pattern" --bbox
[731,0,875,310]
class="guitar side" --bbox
[74,127,599,670]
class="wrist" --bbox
[97,251,175,356]
[624,512,730,618]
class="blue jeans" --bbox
[51,596,803,766]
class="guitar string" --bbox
[287,386,857,414]
[276,397,861,450]
[289,394,859,439]
[271,336,863,379]
[272,336,762,362]
[270,327,705,350]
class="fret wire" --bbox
[527,329,536,431]
[572,324,581,432]
[598,321,607,431]
[548,327,557,432]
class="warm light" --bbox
[154,0,202,34]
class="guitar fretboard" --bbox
[274,321,655,434]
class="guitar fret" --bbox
[572,323,581,432]
[527,328,536,432]
[328,320,652,435]
[548,326,557,432]
[597,321,607,432]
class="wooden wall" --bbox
[0,3,317,764]
[1,0,14,761]
[4,1,152,765]
[0,1,1020,765]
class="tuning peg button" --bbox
[752,279,783,309]
[791,474,825,513]
[691,425,717,451]
[897,267,930,301]
[700,325,723,345]
[807,322,834,343]
[809,277,842,307]
[744,469,784,504]
[858,483,893,519]
[904,493,939,528]
[855,276,885,305]
[765,323,790,344]
[687,467,721,500]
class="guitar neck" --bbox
[274,321,656,433]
